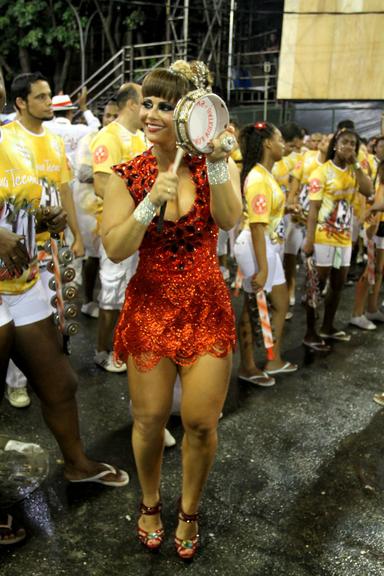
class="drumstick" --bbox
[157,147,185,233]
[256,289,275,361]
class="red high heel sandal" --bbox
[137,501,164,550]
[174,503,199,560]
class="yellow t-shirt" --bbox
[272,151,302,195]
[292,151,323,214]
[3,121,70,250]
[91,121,146,174]
[308,160,359,247]
[244,163,285,244]
[0,127,42,293]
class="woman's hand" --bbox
[251,269,268,292]
[303,238,314,256]
[285,202,301,215]
[149,172,179,207]
[206,126,237,163]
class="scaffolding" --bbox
[71,0,284,118]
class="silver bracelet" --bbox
[133,194,157,226]
[206,158,230,186]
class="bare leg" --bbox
[97,308,120,352]
[0,321,14,401]
[265,282,289,370]
[237,294,265,377]
[10,317,124,482]
[321,266,349,334]
[128,357,176,535]
[283,253,297,303]
[367,249,384,313]
[304,266,331,343]
[83,257,99,303]
[177,354,231,541]
[352,266,369,317]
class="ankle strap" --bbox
[179,503,199,523]
[139,501,162,516]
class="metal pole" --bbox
[66,0,85,85]
[227,0,235,102]
[263,61,271,121]
[183,0,189,59]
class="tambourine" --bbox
[157,89,233,232]
[173,88,230,155]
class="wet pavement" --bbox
[1,277,384,575]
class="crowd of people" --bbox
[1,59,384,558]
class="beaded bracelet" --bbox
[206,158,230,186]
[133,194,157,226]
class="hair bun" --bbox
[169,60,212,91]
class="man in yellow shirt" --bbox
[0,73,128,541]
[91,83,146,372]
[2,72,86,405]
[74,99,119,319]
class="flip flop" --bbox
[373,393,384,407]
[319,330,351,342]
[303,339,331,352]
[265,362,298,375]
[238,372,276,387]
[0,514,26,546]
[68,463,129,487]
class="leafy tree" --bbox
[0,0,82,91]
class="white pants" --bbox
[234,229,286,293]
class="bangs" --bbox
[142,69,190,103]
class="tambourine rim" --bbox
[173,89,229,155]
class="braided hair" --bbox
[326,128,360,162]
[239,121,276,191]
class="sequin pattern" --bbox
[112,150,236,371]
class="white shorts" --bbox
[284,220,305,256]
[99,245,138,310]
[217,229,229,257]
[314,244,352,268]
[234,229,286,293]
[0,298,13,327]
[0,280,51,327]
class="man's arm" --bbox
[94,172,111,200]
[78,87,100,131]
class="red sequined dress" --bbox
[113,149,236,372]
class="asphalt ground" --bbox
[1,269,384,576]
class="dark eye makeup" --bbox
[142,99,175,112]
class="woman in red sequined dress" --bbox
[102,61,242,559]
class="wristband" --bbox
[206,158,230,186]
[133,194,157,226]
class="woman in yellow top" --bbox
[351,160,384,327]
[234,121,297,375]
[303,128,372,346]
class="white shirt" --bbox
[44,110,101,170]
